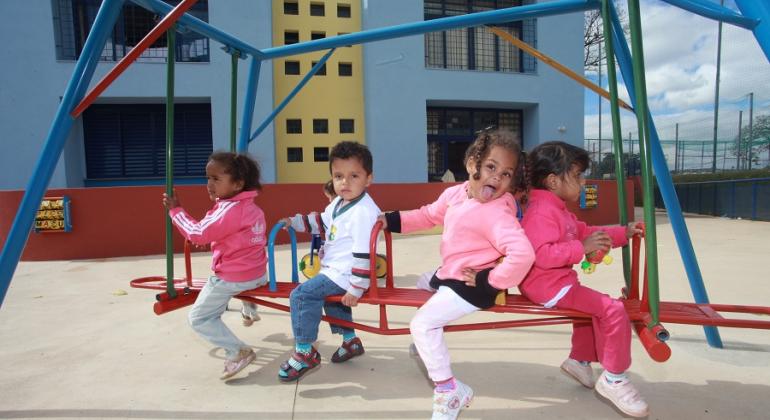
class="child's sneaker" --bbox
[220,348,256,380]
[595,371,649,418]
[331,337,365,363]
[560,358,594,388]
[241,312,260,326]
[431,379,473,420]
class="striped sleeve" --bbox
[168,201,238,245]
[287,212,324,235]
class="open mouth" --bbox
[480,185,496,200]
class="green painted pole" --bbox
[165,28,177,297]
[600,0,631,289]
[626,0,660,325]
[230,50,239,152]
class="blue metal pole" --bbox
[734,0,770,62]
[660,0,758,30]
[238,57,262,152]
[260,0,599,60]
[267,222,298,292]
[0,0,125,307]
[610,2,723,347]
[129,0,265,59]
[249,48,336,142]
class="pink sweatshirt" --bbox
[519,189,628,305]
[400,182,535,290]
[168,190,267,282]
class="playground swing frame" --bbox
[2,0,770,359]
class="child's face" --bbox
[465,145,517,203]
[330,157,372,203]
[548,164,585,203]
[205,160,243,201]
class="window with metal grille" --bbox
[426,106,523,181]
[338,62,353,76]
[82,103,212,181]
[313,119,329,134]
[285,30,299,45]
[337,4,351,18]
[310,2,325,16]
[423,0,536,73]
[286,119,302,134]
[287,147,303,162]
[52,0,210,62]
[339,119,355,133]
[285,60,301,75]
[311,61,327,75]
[284,1,299,15]
[314,147,330,162]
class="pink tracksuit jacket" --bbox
[400,182,535,290]
[168,190,267,282]
[519,189,628,305]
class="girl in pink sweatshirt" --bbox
[382,129,535,420]
[163,152,267,381]
[520,141,648,418]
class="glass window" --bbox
[339,119,355,133]
[313,119,329,133]
[284,30,299,45]
[52,0,210,62]
[286,119,302,134]
[338,62,353,76]
[311,31,326,40]
[337,4,351,18]
[311,61,327,75]
[285,60,300,75]
[284,1,299,15]
[310,2,325,16]
[287,147,303,162]
[314,147,330,162]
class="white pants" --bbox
[410,286,479,382]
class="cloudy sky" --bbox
[583,0,770,149]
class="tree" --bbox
[594,152,641,178]
[731,115,770,169]
[584,4,630,71]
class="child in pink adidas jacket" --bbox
[382,129,534,420]
[163,151,267,381]
[520,141,648,418]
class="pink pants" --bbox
[410,286,479,382]
[557,284,631,373]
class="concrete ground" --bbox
[1,209,769,420]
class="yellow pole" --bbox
[488,26,634,112]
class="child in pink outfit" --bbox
[520,141,648,418]
[382,129,535,420]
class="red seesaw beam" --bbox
[70,0,199,118]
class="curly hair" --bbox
[464,128,526,194]
[329,141,373,175]
[208,151,262,191]
[526,141,589,190]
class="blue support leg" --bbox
[734,0,770,62]
[0,0,125,308]
[609,2,723,347]
[238,57,262,152]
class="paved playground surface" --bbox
[1,209,769,419]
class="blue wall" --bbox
[362,0,584,182]
[0,0,275,190]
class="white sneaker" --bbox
[595,372,649,418]
[561,358,594,388]
[431,380,473,420]
[241,312,260,326]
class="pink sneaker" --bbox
[431,379,473,420]
[561,358,594,388]
[595,372,649,418]
[220,348,256,380]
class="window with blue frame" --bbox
[427,106,522,181]
[82,103,213,183]
[424,0,537,73]
[51,0,210,62]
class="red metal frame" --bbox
[130,221,770,363]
